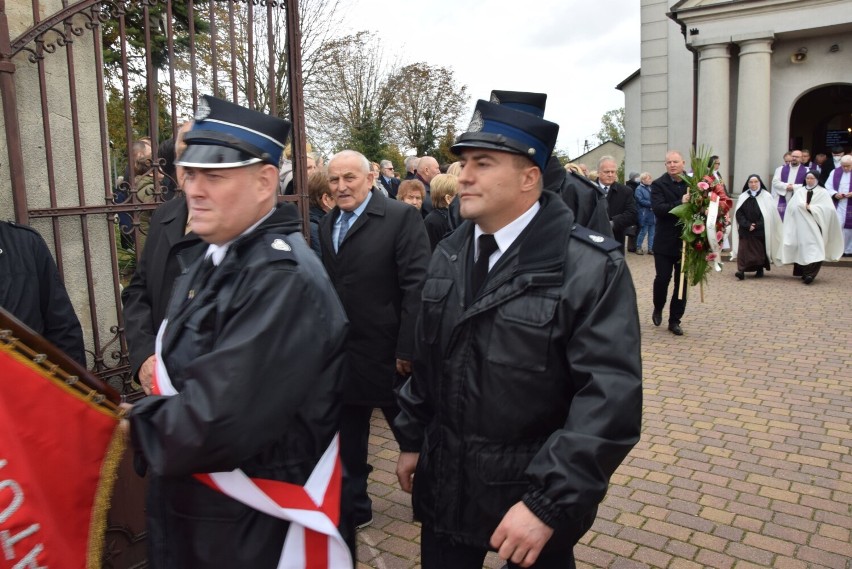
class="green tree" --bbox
[343,109,387,159]
[190,0,343,120]
[597,108,625,145]
[385,63,468,156]
[308,32,396,154]
[106,84,172,177]
[101,2,206,82]
[434,126,459,166]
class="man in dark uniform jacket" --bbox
[0,221,85,366]
[125,96,350,568]
[395,100,642,569]
[320,149,430,529]
[120,194,203,568]
[651,150,690,336]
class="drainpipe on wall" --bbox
[669,9,699,149]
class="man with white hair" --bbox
[378,159,400,197]
[597,155,637,250]
[404,155,419,180]
[320,150,430,530]
[416,155,440,216]
[826,154,852,256]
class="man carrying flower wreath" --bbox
[651,151,690,336]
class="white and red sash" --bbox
[153,322,351,569]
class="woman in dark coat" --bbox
[307,170,334,257]
[731,174,783,279]
[422,173,458,251]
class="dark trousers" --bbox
[421,525,576,569]
[339,403,400,522]
[653,252,687,324]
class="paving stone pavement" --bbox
[356,253,852,569]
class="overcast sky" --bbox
[339,0,641,158]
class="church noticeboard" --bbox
[825,130,851,147]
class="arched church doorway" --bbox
[789,83,852,156]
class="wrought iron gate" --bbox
[0,1,308,566]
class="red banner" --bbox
[0,344,123,569]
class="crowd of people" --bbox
[3,86,848,569]
[108,92,642,569]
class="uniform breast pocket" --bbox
[420,278,454,344]
[488,294,558,372]
[181,303,218,355]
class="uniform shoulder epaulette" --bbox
[4,220,40,235]
[263,234,298,263]
[570,225,621,253]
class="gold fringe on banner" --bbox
[87,426,126,569]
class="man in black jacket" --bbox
[378,159,401,198]
[543,158,612,236]
[320,150,430,529]
[125,96,350,568]
[0,221,85,366]
[395,100,642,569]
[651,150,690,336]
[597,156,637,249]
[122,193,203,394]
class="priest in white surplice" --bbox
[772,149,808,221]
[780,171,844,284]
[825,154,852,256]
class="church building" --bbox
[620,0,852,194]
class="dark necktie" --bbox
[188,254,215,301]
[336,211,354,252]
[470,234,498,298]
[603,186,610,195]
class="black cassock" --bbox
[736,194,770,272]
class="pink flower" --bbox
[698,181,710,191]
[706,253,717,261]
[716,231,724,241]
[692,223,705,234]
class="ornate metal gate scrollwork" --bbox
[0,1,301,566]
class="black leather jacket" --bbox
[130,204,349,568]
[395,191,642,552]
[0,221,85,366]
[543,158,612,237]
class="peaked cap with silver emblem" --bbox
[177,95,291,169]
[451,99,558,171]
[489,90,547,118]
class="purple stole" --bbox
[832,168,852,228]
[777,165,806,221]
[780,164,807,185]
